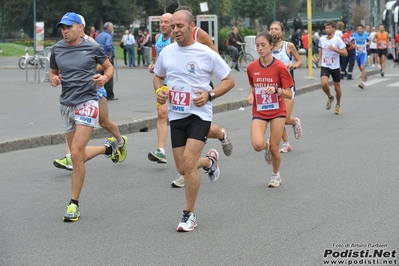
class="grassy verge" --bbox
[0,43,35,57]
[1,42,126,60]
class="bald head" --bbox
[161,13,172,21]
[171,10,195,46]
[160,13,172,35]
[173,10,195,24]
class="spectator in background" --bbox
[124,30,136,67]
[120,30,129,66]
[313,29,320,54]
[90,26,98,39]
[301,29,309,56]
[136,29,145,67]
[335,21,344,38]
[96,22,118,100]
[393,26,399,62]
[142,29,152,66]
[341,25,355,79]
[292,29,302,50]
[227,26,245,71]
[291,29,302,50]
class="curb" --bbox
[0,68,383,154]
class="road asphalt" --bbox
[0,56,388,153]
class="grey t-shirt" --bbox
[50,38,107,106]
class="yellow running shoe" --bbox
[335,104,341,115]
[53,156,73,171]
[63,203,80,222]
[118,136,128,162]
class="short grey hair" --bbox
[104,22,113,30]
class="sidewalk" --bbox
[0,56,386,153]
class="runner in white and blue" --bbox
[349,24,370,89]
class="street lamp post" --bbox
[33,0,36,55]
[216,0,219,20]
[2,0,5,43]
[347,0,350,25]
[377,0,380,24]
[274,0,276,21]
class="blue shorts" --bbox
[96,87,107,100]
[356,54,367,67]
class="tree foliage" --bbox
[0,0,292,40]
[231,0,273,22]
[3,0,135,38]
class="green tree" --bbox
[231,0,273,24]
[3,0,136,39]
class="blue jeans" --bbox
[227,45,239,63]
[126,45,135,67]
[340,49,355,78]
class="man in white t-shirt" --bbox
[154,10,235,232]
[316,20,348,115]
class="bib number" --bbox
[255,87,279,111]
[323,56,334,66]
[356,45,366,53]
[74,100,99,127]
[169,86,191,113]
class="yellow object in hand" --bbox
[156,86,169,107]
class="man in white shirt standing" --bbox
[123,30,136,67]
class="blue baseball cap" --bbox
[347,25,353,31]
[56,12,82,28]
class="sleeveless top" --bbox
[272,40,296,89]
[155,33,171,56]
[192,27,200,41]
[272,41,292,65]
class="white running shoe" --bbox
[220,128,233,156]
[177,211,197,232]
[171,174,185,188]
[280,143,292,153]
[268,173,282,188]
[293,118,302,139]
[204,149,220,182]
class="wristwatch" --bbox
[208,92,216,102]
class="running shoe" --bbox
[63,203,80,222]
[268,173,282,188]
[293,118,302,139]
[358,82,365,89]
[381,71,384,77]
[105,137,120,163]
[148,149,167,163]
[171,174,185,188]
[118,136,128,162]
[264,139,272,164]
[326,96,335,110]
[220,128,233,156]
[335,104,341,115]
[280,143,292,153]
[204,149,220,182]
[53,156,73,171]
[177,210,197,232]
